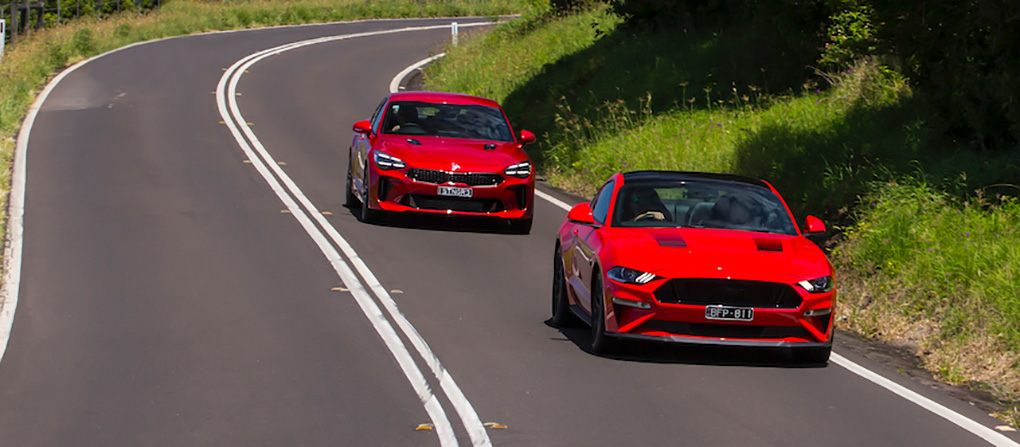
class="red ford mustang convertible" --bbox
[553,171,836,363]
[347,91,536,232]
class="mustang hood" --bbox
[379,136,522,172]
[606,227,831,283]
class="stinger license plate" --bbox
[705,305,754,321]
[438,186,473,198]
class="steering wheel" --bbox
[635,211,665,222]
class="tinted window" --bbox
[611,179,796,235]
[381,101,513,142]
[591,180,616,225]
[369,98,387,132]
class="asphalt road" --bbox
[1,17,1018,447]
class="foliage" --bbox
[818,4,877,71]
[833,181,1020,421]
[869,0,1020,151]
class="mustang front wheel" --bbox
[590,273,615,354]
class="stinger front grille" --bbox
[654,278,802,309]
[406,168,503,187]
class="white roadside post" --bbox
[0,19,6,63]
[451,21,458,47]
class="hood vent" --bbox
[754,238,784,252]
[652,234,687,247]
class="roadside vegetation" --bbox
[426,1,1020,423]
[0,0,534,242]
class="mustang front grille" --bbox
[654,278,802,309]
[406,168,503,187]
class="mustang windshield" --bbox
[612,179,798,235]
[381,101,514,142]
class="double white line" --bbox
[215,23,495,447]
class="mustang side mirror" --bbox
[520,130,536,145]
[568,203,595,224]
[805,215,826,234]
[353,120,372,134]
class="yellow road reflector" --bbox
[222,68,227,71]
[211,91,217,94]
[236,93,242,96]
[244,70,249,73]
[247,122,254,126]
[483,422,507,429]
[322,211,333,216]
[390,289,404,294]
[242,160,252,164]
[219,121,225,124]
[280,210,291,214]
[996,425,1017,432]
[331,287,349,292]
[277,161,287,166]
[415,423,433,431]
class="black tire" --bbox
[345,153,358,208]
[590,273,615,354]
[359,169,376,223]
[552,245,579,327]
[509,217,533,234]
[793,346,831,365]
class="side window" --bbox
[591,180,615,225]
[369,99,387,133]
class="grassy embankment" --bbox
[426,5,1020,423]
[0,0,534,243]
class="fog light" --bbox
[612,297,651,310]
[804,308,832,317]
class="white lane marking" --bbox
[831,353,1019,446]
[389,53,446,93]
[219,24,496,447]
[0,15,494,377]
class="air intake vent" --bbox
[754,238,784,252]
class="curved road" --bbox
[1,17,1018,447]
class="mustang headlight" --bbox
[607,266,659,285]
[374,151,406,170]
[504,160,531,178]
[798,276,835,293]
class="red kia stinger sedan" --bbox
[553,171,836,363]
[347,91,536,233]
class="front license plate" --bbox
[705,305,754,321]
[437,186,473,198]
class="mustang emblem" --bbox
[451,162,461,172]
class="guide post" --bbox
[0,19,6,63]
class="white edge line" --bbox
[388,44,1020,447]
[388,52,446,94]
[220,24,496,447]
[831,353,1019,446]
[0,52,101,362]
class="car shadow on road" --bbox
[344,204,528,235]
[545,320,827,369]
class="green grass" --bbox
[0,0,534,254]
[426,5,1020,423]
[834,182,1020,421]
